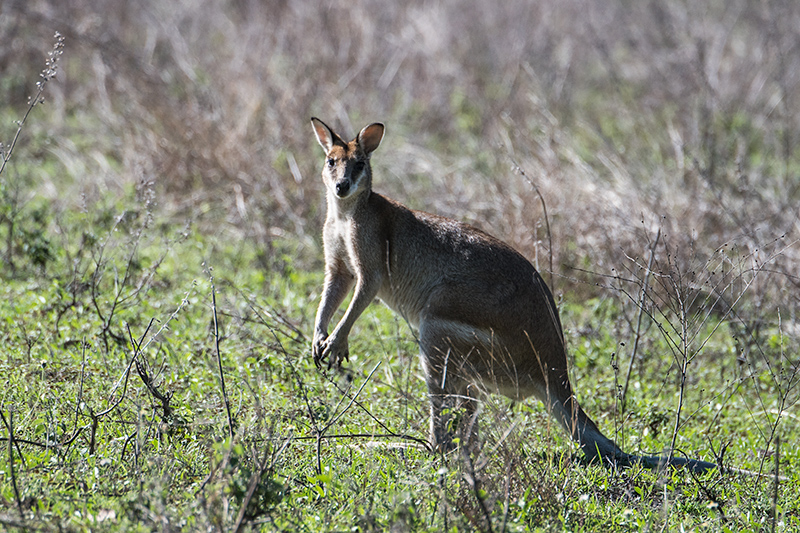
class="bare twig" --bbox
[461,449,494,533]
[322,362,382,432]
[621,228,660,412]
[0,32,64,176]
[513,163,554,287]
[232,447,270,533]
[206,266,235,439]
[74,338,88,430]
[311,362,382,481]
[320,370,431,450]
[756,309,799,482]
[106,284,195,407]
[119,430,137,464]
[291,432,428,446]
[87,405,98,456]
[281,352,321,476]
[499,454,513,533]
[102,318,156,416]
[232,431,293,532]
[131,324,174,424]
[0,436,49,449]
[90,231,143,350]
[1,408,25,522]
[62,287,194,459]
[771,435,780,533]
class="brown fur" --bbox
[310,117,722,472]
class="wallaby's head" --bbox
[311,117,384,201]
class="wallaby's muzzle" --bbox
[334,179,351,198]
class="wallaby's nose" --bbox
[335,180,350,197]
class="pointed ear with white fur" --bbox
[311,117,340,152]
[357,123,385,155]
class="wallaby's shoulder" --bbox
[372,191,532,269]
[367,191,461,240]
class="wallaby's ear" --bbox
[357,123,385,155]
[311,117,338,153]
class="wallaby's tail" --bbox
[618,452,784,479]
[545,368,777,477]
[574,413,724,474]
[616,452,718,473]
[583,427,782,478]
[555,396,777,477]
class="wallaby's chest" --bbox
[325,214,374,276]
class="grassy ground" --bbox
[0,218,796,532]
[2,1,799,531]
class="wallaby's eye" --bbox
[327,158,335,168]
[353,161,365,174]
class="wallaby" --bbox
[310,117,720,472]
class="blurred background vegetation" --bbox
[3,0,799,309]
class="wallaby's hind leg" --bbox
[418,319,483,452]
[419,315,624,462]
[425,375,480,453]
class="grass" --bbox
[0,219,795,531]
[2,1,799,530]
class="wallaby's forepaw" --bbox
[312,331,327,369]
[312,333,349,370]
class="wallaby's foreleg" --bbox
[313,261,355,368]
[316,269,382,369]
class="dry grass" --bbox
[5,0,797,285]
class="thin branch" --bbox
[0,32,64,176]
[621,228,660,412]
[132,326,174,424]
[207,267,235,439]
[107,283,195,405]
[290,432,428,447]
[461,449,494,533]
[101,318,156,417]
[323,362,381,432]
[514,163,554,287]
[771,435,780,533]
[312,362,382,479]
[320,370,431,451]
[1,409,25,522]
[232,431,293,532]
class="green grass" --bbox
[0,207,796,531]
